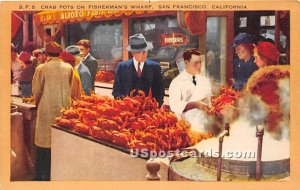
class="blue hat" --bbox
[232,33,253,48]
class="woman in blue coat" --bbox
[232,33,258,90]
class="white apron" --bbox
[183,76,211,132]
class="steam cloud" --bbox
[277,78,290,140]
[239,93,269,127]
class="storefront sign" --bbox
[160,62,170,69]
[34,10,157,25]
[161,33,189,46]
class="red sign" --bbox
[161,33,190,46]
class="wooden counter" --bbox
[11,96,37,179]
[11,96,36,120]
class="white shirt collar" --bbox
[133,57,145,72]
[83,53,90,61]
[183,69,199,82]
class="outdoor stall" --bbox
[9,9,290,181]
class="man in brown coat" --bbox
[32,42,73,180]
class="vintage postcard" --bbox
[1,0,300,190]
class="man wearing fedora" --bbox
[112,33,164,106]
[32,41,73,180]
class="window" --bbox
[235,11,289,65]
[239,17,247,28]
[260,16,275,26]
[130,15,199,89]
[259,29,287,64]
[206,17,227,85]
[64,20,123,70]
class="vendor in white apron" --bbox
[169,48,212,132]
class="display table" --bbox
[94,82,114,98]
[11,97,36,121]
[51,125,170,180]
[94,82,170,105]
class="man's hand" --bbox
[196,101,209,111]
[184,100,209,112]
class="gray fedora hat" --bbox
[126,33,153,52]
[66,45,80,55]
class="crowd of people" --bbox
[11,32,283,181]
[11,39,96,180]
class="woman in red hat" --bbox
[18,51,35,97]
[246,41,289,137]
[253,41,280,67]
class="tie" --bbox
[192,76,197,86]
[137,62,142,78]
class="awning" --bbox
[34,10,157,25]
[12,11,25,40]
